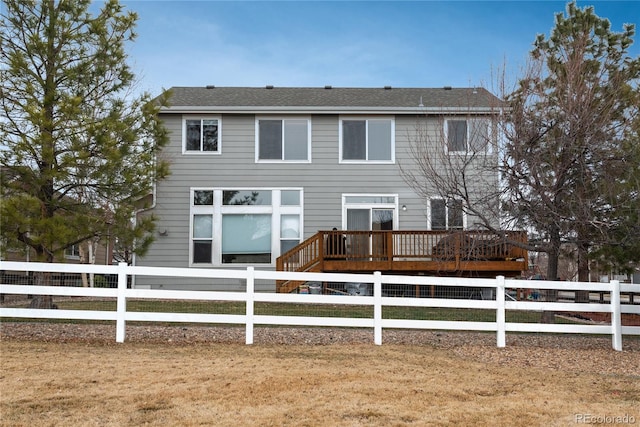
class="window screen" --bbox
[342,120,366,160]
[448,120,467,152]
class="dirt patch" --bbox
[2,335,639,427]
[2,322,639,426]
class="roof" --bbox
[160,86,502,114]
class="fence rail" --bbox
[1,261,639,350]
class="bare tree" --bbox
[400,88,505,233]
[401,3,640,303]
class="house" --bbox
[134,86,527,292]
[1,241,113,266]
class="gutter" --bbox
[159,106,500,115]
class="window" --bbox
[256,118,310,161]
[222,214,271,263]
[192,215,213,263]
[280,214,300,255]
[190,188,303,265]
[194,190,213,205]
[446,119,491,153]
[429,198,464,230]
[223,190,271,206]
[447,120,467,152]
[183,117,220,153]
[281,190,300,206]
[64,244,80,259]
[340,118,394,162]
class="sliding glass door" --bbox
[343,195,398,260]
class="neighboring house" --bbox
[1,240,115,288]
[1,242,112,265]
[0,166,115,268]
[135,86,511,291]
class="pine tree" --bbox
[1,0,170,307]
[503,1,640,292]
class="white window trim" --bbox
[444,118,468,154]
[255,116,312,163]
[444,118,493,155]
[339,116,395,164]
[427,197,467,230]
[189,188,304,267]
[182,115,222,155]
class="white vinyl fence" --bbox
[1,261,639,350]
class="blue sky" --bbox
[112,1,639,95]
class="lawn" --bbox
[1,338,638,426]
[3,296,577,324]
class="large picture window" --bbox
[183,116,221,154]
[257,118,310,162]
[190,188,303,266]
[340,118,394,162]
[222,214,271,263]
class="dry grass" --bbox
[1,335,639,426]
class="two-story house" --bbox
[134,86,527,292]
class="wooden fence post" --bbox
[115,262,127,343]
[611,280,622,351]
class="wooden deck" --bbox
[275,230,528,293]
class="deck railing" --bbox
[275,230,528,293]
[277,230,528,270]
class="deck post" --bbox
[386,231,393,270]
[318,232,325,272]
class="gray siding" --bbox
[136,113,496,291]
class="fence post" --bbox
[246,267,255,345]
[496,275,506,348]
[115,262,127,343]
[611,280,622,351]
[373,271,382,345]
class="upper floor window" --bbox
[445,119,491,154]
[429,198,464,230]
[183,116,221,154]
[447,120,467,152]
[340,117,394,163]
[256,118,310,162]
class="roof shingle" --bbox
[161,86,501,111]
